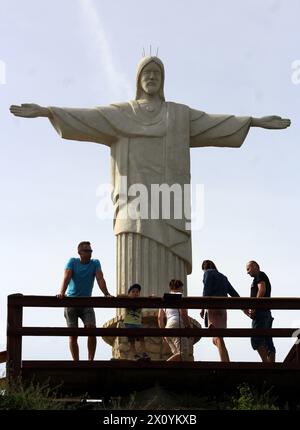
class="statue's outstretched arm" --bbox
[251,116,291,129]
[10,104,118,146]
[10,103,52,119]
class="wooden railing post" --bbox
[296,340,300,365]
[6,294,23,385]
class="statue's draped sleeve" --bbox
[190,109,252,148]
[48,107,119,146]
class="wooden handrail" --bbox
[7,295,300,309]
[6,294,300,384]
[7,327,299,338]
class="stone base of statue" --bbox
[102,311,201,360]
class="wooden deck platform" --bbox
[21,360,300,399]
[6,295,300,402]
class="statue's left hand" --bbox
[255,115,291,129]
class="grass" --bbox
[0,379,296,410]
[0,378,68,410]
[105,383,282,410]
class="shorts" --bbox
[64,307,96,328]
[207,309,227,329]
[166,320,190,360]
[124,323,143,342]
[251,310,276,354]
[166,336,190,360]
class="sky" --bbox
[0,0,300,371]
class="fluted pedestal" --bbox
[116,233,188,317]
[103,311,201,360]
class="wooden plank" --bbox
[8,327,296,337]
[6,294,23,384]
[6,295,300,310]
[22,360,300,370]
[297,342,300,364]
[21,361,300,398]
[0,350,7,363]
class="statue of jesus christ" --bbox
[10,56,291,297]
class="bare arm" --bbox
[227,280,240,298]
[256,281,266,297]
[180,308,191,328]
[248,281,266,318]
[57,269,72,298]
[95,271,111,297]
[10,103,52,119]
[158,308,166,328]
[158,308,168,343]
[251,116,291,129]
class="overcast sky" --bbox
[1,0,300,369]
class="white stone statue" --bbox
[10,56,291,298]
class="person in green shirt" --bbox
[124,283,150,360]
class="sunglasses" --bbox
[81,249,93,253]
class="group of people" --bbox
[200,259,276,363]
[57,241,276,363]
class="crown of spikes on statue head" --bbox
[142,45,159,57]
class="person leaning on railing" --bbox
[245,260,276,363]
[123,283,151,361]
[56,241,112,361]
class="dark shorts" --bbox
[251,310,276,354]
[124,323,143,342]
[64,307,96,328]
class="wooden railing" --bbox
[0,350,7,363]
[6,294,300,383]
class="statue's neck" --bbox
[138,92,161,103]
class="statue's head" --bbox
[135,56,165,100]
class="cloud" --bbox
[78,0,133,100]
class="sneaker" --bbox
[134,353,151,361]
[140,352,151,361]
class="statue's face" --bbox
[140,62,162,96]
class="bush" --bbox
[229,383,279,410]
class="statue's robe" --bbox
[49,101,251,295]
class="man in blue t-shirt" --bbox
[57,241,111,361]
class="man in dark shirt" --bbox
[246,260,276,362]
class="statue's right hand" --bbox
[10,103,47,118]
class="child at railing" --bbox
[123,283,151,361]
